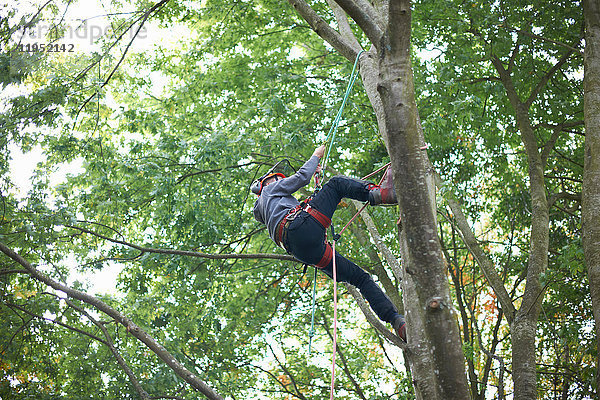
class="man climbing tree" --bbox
[286,1,471,398]
[252,144,407,340]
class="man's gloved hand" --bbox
[313,144,326,159]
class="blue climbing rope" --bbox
[317,50,365,185]
[308,50,364,356]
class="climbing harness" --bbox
[274,202,333,268]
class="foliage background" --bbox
[0,0,594,399]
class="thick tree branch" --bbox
[488,49,550,400]
[548,191,581,208]
[435,173,516,324]
[286,0,359,61]
[0,241,225,400]
[346,203,403,310]
[344,283,406,349]
[0,269,29,275]
[490,55,522,109]
[351,200,403,284]
[331,0,383,47]
[326,0,362,50]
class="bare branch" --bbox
[176,161,257,184]
[344,283,406,349]
[266,343,307,400]
[507,39,520,75]
[63,298,151,400]
[331,0,383,47]
[0,241,225,400]
[544,174,582,184]
[75,0,171,116]
[3,302,108,345]
[0,313,34,356]
[466,300,507,400]
[66,225,298,263]
[247,361,306,399]
[525,44,579,108]
[320,314,368,400]
[503,25,584,56]
[385,0,411,58]
[286,0,359,61]
[540,120,585,165]
[435,173,516,323]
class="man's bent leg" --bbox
[309,176,370,219]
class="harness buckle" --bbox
[286,205,302,221]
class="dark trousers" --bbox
[285,176,400,324]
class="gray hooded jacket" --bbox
[253,155,319,241]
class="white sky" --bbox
[6,0,193,296]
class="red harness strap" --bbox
[302,205,334,268]
[304,204,331,229]
[275,203,333,268]
[275,204,301,249]
[315,241,333,269]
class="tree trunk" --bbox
[375,1,470,398]
[513,105,549,400]
[491,52,552,399]
[288,0,470,397]
[583,0,600,394]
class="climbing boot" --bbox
[368,166,397,205]
[393,315,407,342]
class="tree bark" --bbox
[491,49,559,399]
[583,0,600,394]
[376,1,470,398]
[288,0,470,398]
